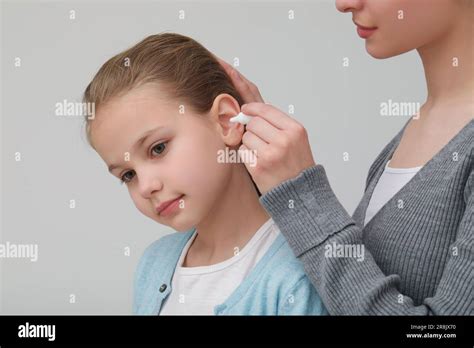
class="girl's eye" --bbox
[120,170,135,184]
[119,141,168,185]
[151,142,167,156]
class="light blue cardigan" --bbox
[133,229,327,315]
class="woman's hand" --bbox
[239,103,316,194]
[217,57,316,194]
[216,57,265,104]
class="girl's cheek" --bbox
[127,187,148,212]
[173,134,212,171]
[129,190,144,212]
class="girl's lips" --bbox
[356,24,377,39]
[156,195,184,217]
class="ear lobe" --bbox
[211,94,244,147]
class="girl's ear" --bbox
[210,94,244,147]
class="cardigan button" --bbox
[159,284,167,293]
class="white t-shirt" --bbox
[364,160,422,226]
[159,218,280,315]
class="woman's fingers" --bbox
[215,56,234,76]
[245,115,281,144]
[215,56,264,104]
[241,129,269,153]
[242,102,296,131]
[236,72,265,103]
[237,102,316,194]
[229,68,264,104]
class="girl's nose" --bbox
[137,170,163,199]
[336,0,363,13]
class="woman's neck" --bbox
[390,9,473,169]
[185,164,270,266]
[417,9,473,108]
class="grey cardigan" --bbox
[260,119,473,315]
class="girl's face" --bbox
[335,0,465,59]
[90,83,242,232]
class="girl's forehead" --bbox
[106,85,175,115]
[94,88,178,129]
[90,99,178,154]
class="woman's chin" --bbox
[366,43,392,59]
[366,41,415,60]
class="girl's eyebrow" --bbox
[107,125,168,173]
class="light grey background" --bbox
[1,0,425,314]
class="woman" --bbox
[217,0,473,314]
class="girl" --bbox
[219,0,473,315]
[83,33,326,315]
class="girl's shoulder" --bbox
[136,230,194,277]
[246,232,314,293]
[223,233,326,315]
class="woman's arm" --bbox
[261,164,473,315]
[217,58,472,315]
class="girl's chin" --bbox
[164,215,196,233]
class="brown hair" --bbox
[83,32,260,195]
[83,32,244,143]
